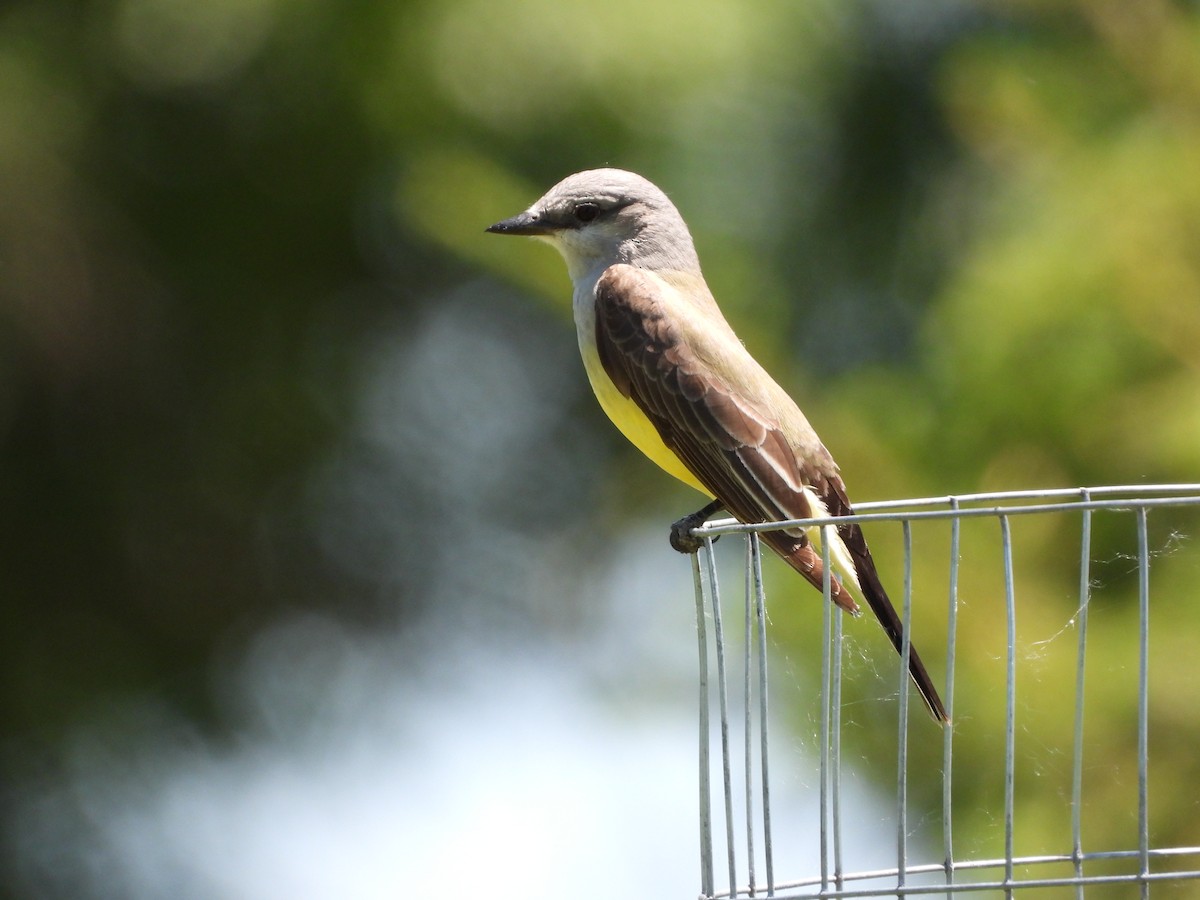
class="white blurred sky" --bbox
[11,537,915,899]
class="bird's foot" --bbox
[669,500,725,555]
[669,512,709,554]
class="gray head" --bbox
[487,168,701,281]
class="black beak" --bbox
[486,210,551,236]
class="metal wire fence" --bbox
[689,484,1200,899]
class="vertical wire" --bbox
[819,524,833,892]
[743,538,757,898]
[693,549,714,900]
[707,538,739,896]
[750,534,775,895]
[1136,507,1151,899]
[1000,515,1017,899]
[942,498,961,898]
[831,587,844,891]
[896,520,914,895]
[1071,492,1093,900]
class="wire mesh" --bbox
[689,484,1200,899]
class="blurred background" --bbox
[2,0,1199,897]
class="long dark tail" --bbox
[839,522,950,724]
[758,524,948,723]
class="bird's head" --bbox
[487,168,700,282]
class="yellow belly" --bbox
[581,347,713,497]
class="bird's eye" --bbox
[573,202,601,223]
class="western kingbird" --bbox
[488,168,947,723]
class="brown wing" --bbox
[593,264,857,610]
[594,264,948,722]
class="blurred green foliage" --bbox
[2,0,1199,895]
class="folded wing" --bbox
[593,264,948,722]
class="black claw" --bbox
[669,500,725,555]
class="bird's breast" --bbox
[572,277,712,496]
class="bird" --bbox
[487,168,947,723]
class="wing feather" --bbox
[592,263,947,722]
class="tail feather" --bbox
[758,523,950,725]
[838,522,950,724]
